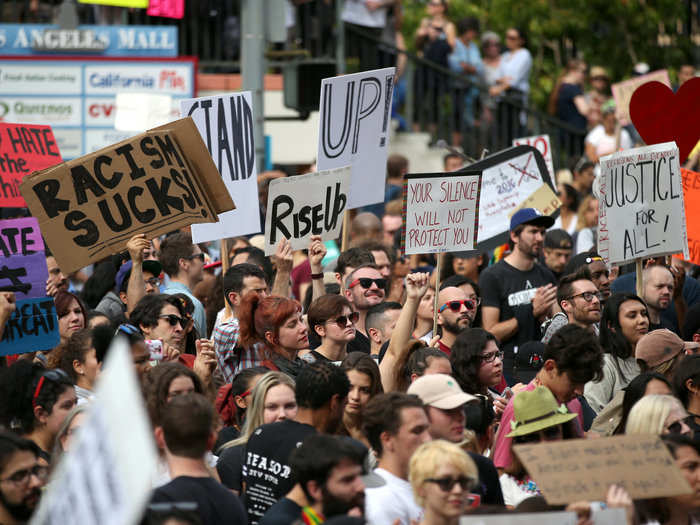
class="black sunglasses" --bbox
[329,312,359,328]
[349,277,387,290]
[514,425,562,444]
[159,314,185,327]
[184,253,205,262]
[425,476,474,492]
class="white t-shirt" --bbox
[585,124,633,158]
[365,468,423,525]
[341,0,387,28]
[499,473,540,507]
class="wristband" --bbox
[311,272,324,280]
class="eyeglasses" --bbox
[32,369,70,410]
[481,350,503,363]
[567,291,602,302]
[438,299,480,313]
[0,465,49,486]
[349,278,387,290]
[425,476,475,492]
[184,253,205,262]
[145,277,161,287]
[328,312,360,328]
[514,425,563,444]
[159,314,185,327]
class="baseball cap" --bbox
[115,259,163,293]
[510,208,555,231]
[513,341,545,384]
[563,251,603,277]
[407,373,477,409]
[589,66,609,80]
[544,229,573,250]
[635,329,700,368]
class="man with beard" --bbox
[344,264,386,354]
[435,287,475,354]
[643,265,677,332]
[0,432,47,525]
[261,435,367,524]
[542,268,602,343]
[479,209,557,382]
[243,362,350,524]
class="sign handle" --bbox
[432,253,443,337]
[341,212,350,253]
[635,258,643,297]
[221,238,232,319]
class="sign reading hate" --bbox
[0,217,59,356]
[181,91,261,243]
[317,67,395,209]
[597,142,689,265]
[402,171,482,255]
[0,123,62,208]
[20,117,235,274]
[264,167,350,255]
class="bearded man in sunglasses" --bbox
[435,286,477,354]
[344,264,386,354]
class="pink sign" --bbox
[147,0,184,19]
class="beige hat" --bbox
[635,329,700,368]
[589,66,609,79]
[407,374,477,410]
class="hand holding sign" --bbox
[126,233,150,265]
[308,235,327,273]
[273,237,294,274]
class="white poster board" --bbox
[402,171,482,254]
[317,67,396,209]
[513,134,555,179]
[460,509,625,525]
[264,166,351,254]
[180,92,261,242]
[31,338,157,525]
[598,141,689,265]
[114,93,175,132]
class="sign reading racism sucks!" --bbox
[402,171,482,255]
[181,92,261,243]
[0,123,63,208]
[317,67,396,209]
[0,217,59,355]
[513,134,555,179]
[597,142,688,265]
[264,167,350,255]
[20,117,235,274]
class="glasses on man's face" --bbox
[425,476,475,492]
[159,314,185,327]
[480,350,503,363]
[438,298,480,313]
[32,369,71,410]
[184,253,205,262]
[349,278,387,290]
[328,312,359,329]
[567,291,602,303]
[0,465,48,486]
[145,277,161,287]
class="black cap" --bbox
[544,229,573,250]
[562,250,603,277]
[513,341,545,384]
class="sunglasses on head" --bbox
[328,311,359,328]
[438,299,479,313]
[159,314,185,327]
[116,323,140,336]
[32,369,70,410]
[349,278,387,290]
[425,476,474,492]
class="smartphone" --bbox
[145,339,163,361]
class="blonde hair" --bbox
[409,439,478,507]
[576,194,597,231]
[625,394,687,435]
[221,371,296,449]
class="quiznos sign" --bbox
[20,117,235,274]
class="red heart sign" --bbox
[629,77,700,161]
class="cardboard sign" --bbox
[147,0,184,19]
[611,69,671,126]
[509,184,562,219]
[402,171,482,255]
[459,146,557,251]
[597,142,688,265]
[264,167,350,255]
[0,217,59,355]
[0,124,63,208]
[317,67,396,209]
[681,168,700,264]
[181,92,261,243]
[513,434,691,505]
[513,134,555,179]
[30,337,158,525]
[20,117,235,274]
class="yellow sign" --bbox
[78,0,149,8]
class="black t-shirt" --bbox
[259,497,303,525]
[243,420,317,524]
[556,83,587,131]
[479,260,556,359]
[468,452,504,506]
[346,330,371,354]
[214,426,240,455]
[217,443,246,492]
[151,476,247,525]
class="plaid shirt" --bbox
[213,316,265,383]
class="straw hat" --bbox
[506,386,577,438]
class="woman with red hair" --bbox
[238,295,309,378]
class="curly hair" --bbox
[450,328,499,395]
[50,329,93,383]
[145,362,204,428]
[0,360,74,434]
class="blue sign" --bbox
[0,297,60,355]
[0,24,177,57]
